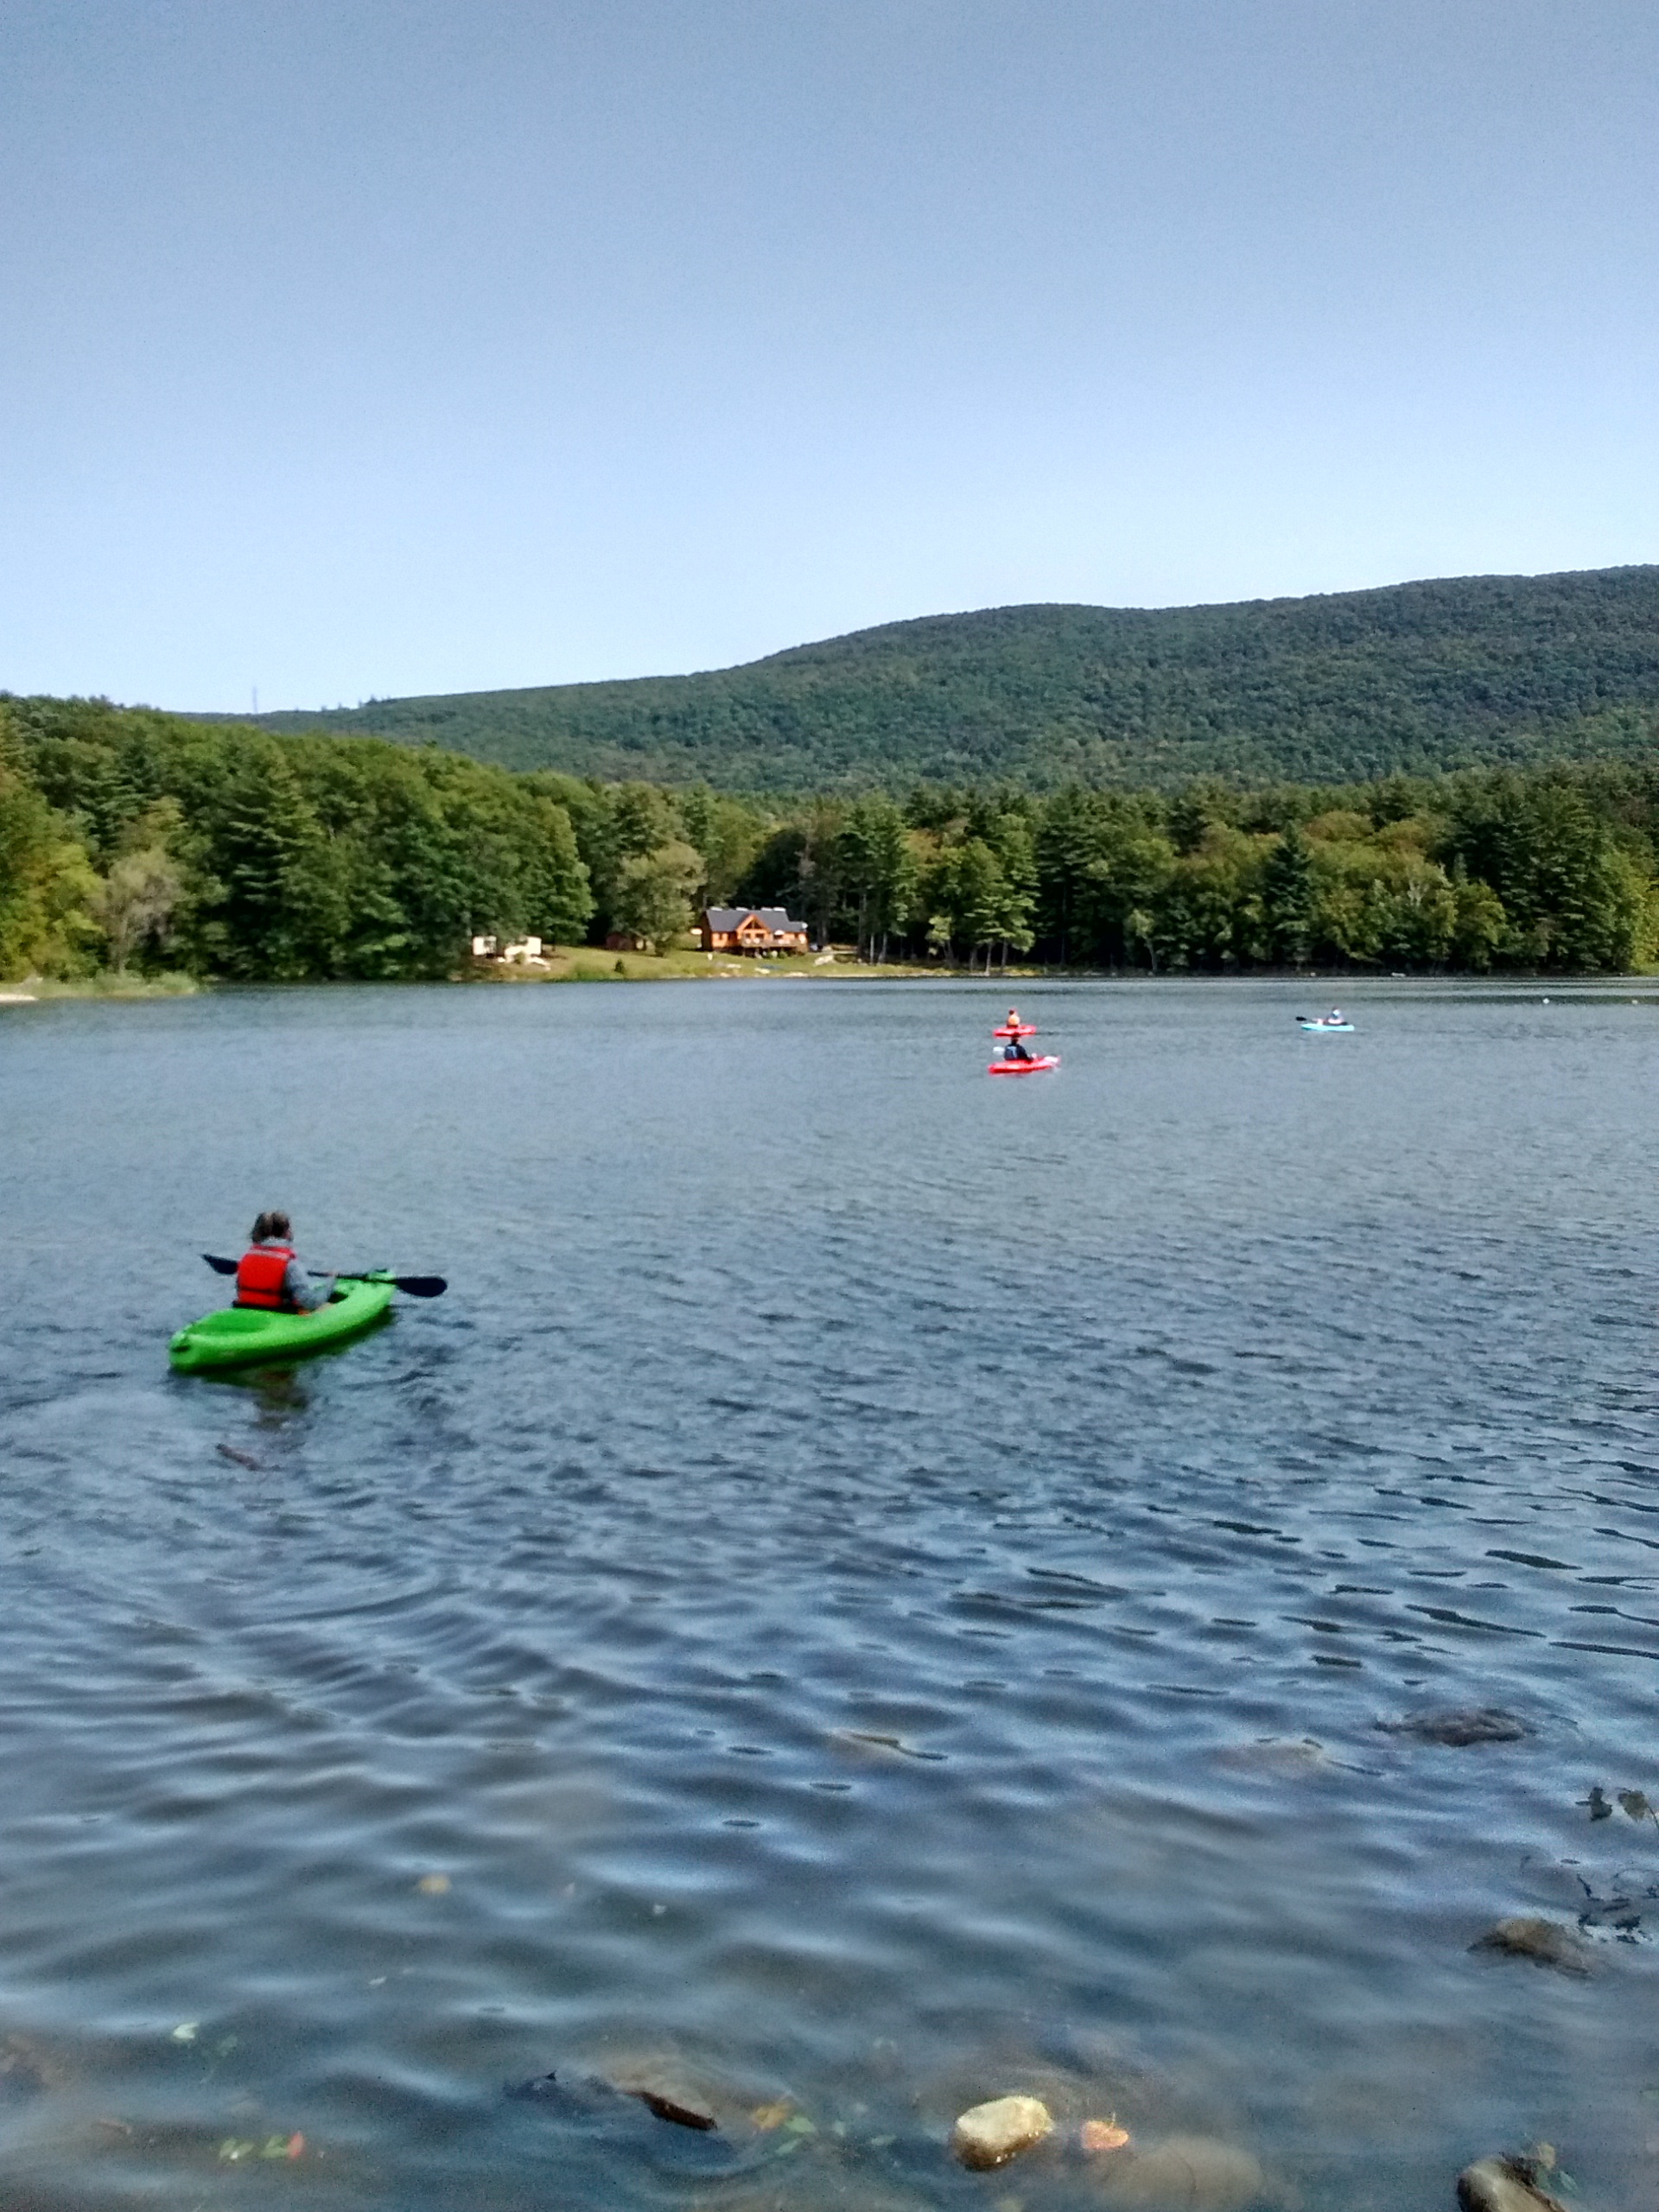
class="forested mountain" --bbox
[246,566,1659,792]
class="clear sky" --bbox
[2,0,1656,711]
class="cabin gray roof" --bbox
[702,906,804,931]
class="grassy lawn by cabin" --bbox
[470,944,960,982]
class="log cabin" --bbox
[701,906,810,955]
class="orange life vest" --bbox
[235,1242,296,1310]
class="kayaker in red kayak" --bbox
[1001,1009,1033,1062]
[235,1211,336,1313]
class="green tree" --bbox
[1034,792,1173,964]
[1443,773,1647,970]
[1452,874,1508,970]
[735,823,809,912]
[0,732,99,977]
[924,837,1014,969]
[204,743,336,978]
[677,786,766,906]
[1262,827,1316,965]
[613,840,702,951]
[88,797,190,971]
[517,792,594,945]
[1166,785,1222,856]
[580,782,683,941]
[792,801,847,950]
[93,848,184,970]
[836,796,920,960]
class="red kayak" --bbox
[988,1053,1059,1075]
[992,1021,1038,1038]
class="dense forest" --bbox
[246,566,1659,793]
[4,692,1658,982]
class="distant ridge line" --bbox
[226,563,1659,793]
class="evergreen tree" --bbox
[209,744,334,978]
[1263,827,1316,965]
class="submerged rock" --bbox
[1214,1738,1329,1777]
[950,2096,1055,2170]
[633,2088,718,2131]
[506,2064,720,2129]
[1471,1917,1594,1976]
[1094,2134,1266,2210]
[601,2056,723,2131]
[1457,2155,1567,2212]
[505,2070,563,2102]
[708,2183,929,2212]
[0,2035,57,2104]
[1378,1707,1529,1747]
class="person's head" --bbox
[252,1210,292,1243]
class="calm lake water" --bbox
[4,976,1659,2212]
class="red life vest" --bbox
[236,1242,296,1310]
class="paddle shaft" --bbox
[200,1255,446,1297]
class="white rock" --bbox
[950,2095,1055,2170]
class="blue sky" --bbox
[2,0,1655,710]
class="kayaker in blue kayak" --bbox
[235,1212,336,1313]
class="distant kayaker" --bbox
[234,1212,336,1313]
[1326,1007,1344,1025]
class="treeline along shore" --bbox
[3,690,1658,983]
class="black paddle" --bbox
[201,1254,447,1297]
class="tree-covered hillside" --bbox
[6,691,1659,983]
[248,566,1659,792]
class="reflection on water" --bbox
[3,977,1659,2209]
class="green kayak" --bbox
[168,1274,396,1374]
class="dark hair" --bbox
[252,1210,292,1243]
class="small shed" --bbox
[701,906,809,955]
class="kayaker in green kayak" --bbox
[235,1211,336,1313]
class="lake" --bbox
[3,976,1659,2212]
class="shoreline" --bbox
[0,973,200,1003]
[6,956,1659,1001]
